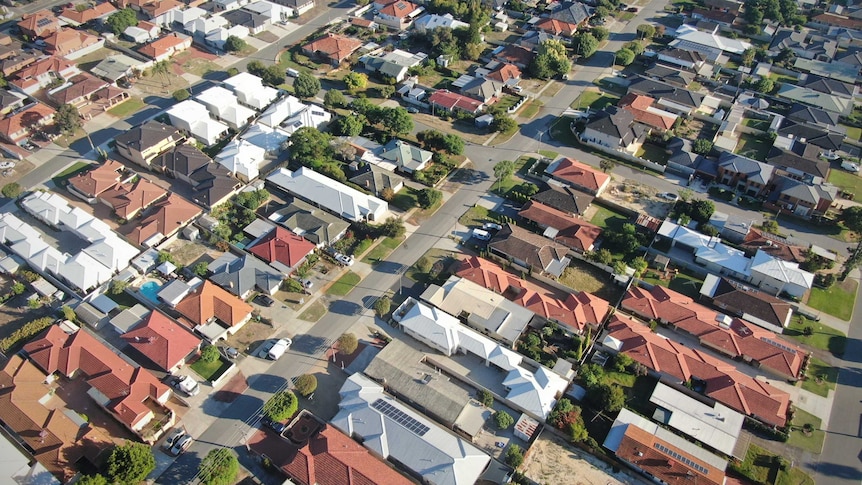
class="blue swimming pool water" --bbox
[140,281,163,303]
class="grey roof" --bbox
[460,77,503,102]
[158,279,192,305]
[669,149,705,169]
[718,152,774,184]
[644,64,696,87]
[766,146,830,178]
[154,145,240,208]
[798,74,855,98]
[548,1,590,24]
[0,88,24,111]
[380,139,433,171]
[769,28,807,52]
[660,48,706,64]
[532,182,594,216]
[115,120,180,154]
[75,302,107,327]
[707,275,793,330]
[835,48,862,66]
[777,119,844,151]
[489,223,571,276]
[110,304,149,334]
[584,106,643,144]
[787,103,840,126]
[90,54,142,82]
[627,76,704,108]
[208,252,283,296]
[777,176,837,203]
[268,198,349,246]
[222,9,269,28]
[348,163,404,195]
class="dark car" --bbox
[261,415,287,433]
[254,294,275,307]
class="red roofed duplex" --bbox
[428,89,484,115]
[534,18,579,36]
[547,157,611,195]
[122,310,201,373]
[456,256,609,334]
[68,159,125,199]
[518,201,602,252]
[249,226,315,272]
[24,325,173,438]
[617,425,725,485]
[618,93,677,131]
[621,285,806,380]
[604,314,790,427]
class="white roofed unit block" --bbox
[215,139,267,181]
[281,105,332,134]
[166,99,229,146]
[223,72,279,110]
[195,86,256,130]
[240,123,290,153]
[267,167,388,222]
[332,373,491,485]
[206,25,250,52]
[257,95,307,128]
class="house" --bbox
[793,57,859,84]
[138,33,192,62]
[140,0,184,22]
[766,145,830,181]
[332,373,491,485]
[460,77,503,104]
[0,88,26,118]
[267,167,389,222]
[373,0,421,30]
[208,252,283,297]
[9,56,80,95]
[776,84,853,115]
[534,17,579,37]
[67,160,125,201]
[257,95,313,128]
[281,104,332,135]
[166,99,230,146]
[0,102,55,145]
[121,309,201,373]
[59,2,117,25]
[206,25,251,51]
[222,9,271,34]
[532,182,594,216]
[18,10,59,38]
[626,76,704,116]
[24,324,173,441]
[644,64,695,88]
[240,123,290,154]
[771,177,837,220]
[456,255,610,334]
[518,30,564,52]
[0,52,39,79]
[545,157,611,195]
[777,119,844,152]
[184,15,229,36]
[670,24,752,61]
[547,1,590,26]
[300,33,363,66]
[717,152,774,197]
[266,198,350,247]
[427,89,485,115]
[215,139,267,182]
[47,73,109,110]
[621,285,806,380]
[602,314,791,427]
[361,49,426,83]
[581,107,645,154]
[44,28,104,60]
[657,48,706,70]
[347,162,404,197]
[248,225,316,274]
[618,93,678,131]
[412,13,468,31]
[700,274,793,332]
[748,249,814,298]
[247,410,414,485]
[518,201,602,252]
[604,409,728,485]
[124,193,202,246]
[90,54,145,84]
[769,28,837,61]
[273,0,314,16]
[787,103,840,128]
[223,72,280,111]
[493,44,534,68]
[153,145,241,208]
[195,86,256,130]
[243,0,295,23]
[99,177,168,220]
[123,21,161,43]
[350,17,379,30]
[175,280,253,339]
[488,223,571,277]
[115,120,183,168]
[658,221,752,280]
[485,63,521,85]
[380,139,432,173]
[391,298,569,420]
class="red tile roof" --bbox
[121,310,200,372]
[604,314,790,426]
[535,17,579,36]
[44,28,101,58]
[138,32,189,60]
[0,102,55,143]
[378,0,417,18]
[68,159,124,198]
[175,280,253,327]
[486,63,522,84]
[17,10,59,38]
[249,226,315,268]
[456,256,609,333]
[301,33,363,64]
[812,12,862,30]
[618,93,676,130]
[621,285,805,379]
[741,228,807,264]
[617,424,725,485]
[125,193,201,245]
[247,411,413,485]
[60,1,117,23]
[428,89,484,113]
[517,201,602,252]
[24,325,170,429]
[100,177,168,219]
[494,44,534,67]
[549,157,610,194]
[49,72,108,105]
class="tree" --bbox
[343,72,368,92]
[379,217,405,238]
[172,89,190,101]
[623,41,645,55]
[78,475,109,485]
[201,345,220,363]
[294,374,318,396]
[62,305,77,322]
[592,26,609,41]
[615,48,636,66]
[752,77,775,94]
[613,352,634,373]
[636,24,656,39]
[333,115,364,137]
[107,442,156,485]
[573,32,598,58]
[594,384,626,413]
[288,127,332,164]
[477,389,494,407]
[263,390,298,421]
[494,410,514,429]
[199,448,239,485]
[530,39,571,79]
[631,256,648,277]
[192,262,209,277]
[490,114,517,133]
[294,71,321,98]
[1,182,20,198]
[418,188,442,209]
[373,296,391,317]
[505,444,525,468]
[106,8,138,35]
[599,159,615,173]
[842,206,862,233]
[690,199,715,223]
[381,107,413,135]
[338,332,359,354]
[150,60,171,87]
[55,104,82,136]
[109,280,128,295]
[324,89,346,108]
[493,159,516,182]
[595,248,613,265]
[741,47,756,67]
[223,35,247,52]
[692,139,713,155]
[379,85,396,98]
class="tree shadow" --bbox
[327,300,362,316]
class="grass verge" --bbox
[298,300,327,322]
[51,161,92,187]
[326,271,361,296]
[362,236,404,264]
[784,315,846,356]
[806,279,857,321]
[108,98,146,117]
[190,357,230,381]
[801,356,838,397]
[788,406,825,454]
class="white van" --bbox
[472,228,491,241]
[267,338,292,360]
[286,68,300,78]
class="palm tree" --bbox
[150,60,171,88]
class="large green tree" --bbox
[199,448,239,485]
[333,115,364,137]
[573,32,598,58]
[842,206,862,233]
[55,104,82,136]
[530,39,572,79]
[263,390,298,421]
[324,89,346,108]
[223,35,247,52]
[106,8,137,35]
[343,72,368,92]
[381,107,413,135]
[293,71,321,98]
[615,48,636,66]
[107,442,156,485]
[287,127,332,164]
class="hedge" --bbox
[0,317,54,353]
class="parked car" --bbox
[472,228,491,241]
[254,294,275,307]
[163,428,186,450]
[261,415,288,433]
[168,434,193,456]
[821,151,841,161]
[267,338,292,360]
[406,106,419,114]
[170,375,200,397]
[841,161,860,172]
[223,346,239,359]
[483,222,503,231]
[299,278,314,289]
[335,254,354,266]
[511,86,523,93]
[626,6,639,11]
[657,192,679,202]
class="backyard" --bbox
[735,134,772,161]
[588,203,630,232]
[828,167,862,196]
[189,355,232,382]
[806,279,857,321]
[558,260,622,302]
[639,271,705,299]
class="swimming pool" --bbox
[140,281,163,303]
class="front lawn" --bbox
[190,356,231,381]
[406,248,458,285]
[732,444,815,485]
[549,116,580,146]
[458,205,507,228]
[391,187,420,211]
[735,134,772,161]
[806,279,857,321]
[589,203,630,232]
[784,315,847,356]
[828,167,862,195]
[519,99,543,118]
[298,300,327,322]
[107,97,146,117]
[326,271,361,296]
[787,406,825,454]
[801,356,838,397]
[570,90,620,111]
[636,143,669,164]
[361,236,404,264]
[52,161,92,187]
[842,124,862,141]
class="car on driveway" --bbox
[335,253,354,266]
[261,415,288,433]
[254,294,275,307]
[841,161,860,172]
[657,192,679,202]
[299,278,313,289]
[170,375,200,397]
[163,428,186,450]
[406,107,419,113]
[168,434,193,456]
[267,338,292,360]
[483,222,503,231]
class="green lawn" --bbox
[107,97,146,117]
[190,357,231,381]
[570,91,620,111]
[406,248,457,285]
[801,356,838,397]
[741,118,772,131]
[784,315,847,356]
[51,161,92,187]
[361,236,404,264]
[733,444,815,485]
[589,203,630,232]
[768,72,799,84]
[519,99,543,118]
[636,142,669,164]
[828,168,862,195]
[641,273,704,299]
[391,187,420,211]
[326,271,361,296]
[549,116,580,146]
[788,406,825,454]
[840,124,862,141]
[539,150,558,160]
[603,371,636,388]
[735,134,772,161]
[458,205,507,228]
[807,279,857,321]
[298,300,327,322]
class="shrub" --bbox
[199,448,239,485]
[494,410,514,429]
[416,256,433,273]
[0,317,54,352]
[200,345,220,363]
[294,374,318,396]
[107,442,155,485]
[109,280,127,295]
[338,333,359,354]
[505,444,525,468]
[1,182,21,198]
[172,89,190,101]
[803,325,814,336]
[418,188,442,209]
[373,296,391,317]
[477,389,494,407]
[263,390,298,422]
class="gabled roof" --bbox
[427,89,484,113]
[584,106,644,144]
[750,249,815,289]
[380,139,432,170]
[535,17,579,36]
[121,310,200,372]
[49,73,108,105]
[547,1,590,24]
[378,0,417,18]
[627,76,704,108]
[266,167,388,222]
[495,44,534,66]
[125,193,201,245]
[766,146,830,179]
[798,74,855,98]
[209,252,283,296]
[706,275,794,330]
[489,223,571,276]
[532,183,593,215]
[618,93,677,130]
[718,152,774,185]
[787,103,840,126]
[485,63,521,83]
[249,225,315,268]
[777,119,844,150]
[115,120,181,153]
[301,33,363,62]
[518,201,602,252]
[777,84,853,114]
[644,64,695,87]
[68,159,124,199]
[100,177,168,219]
[548,157,610,192]
[175,280,253,327]
[741,228,808,264]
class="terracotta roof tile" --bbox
[550,157,611,194]
[100,177,168,219]
[68,159,124,198]
[517,201,602,252]
[301,33,363,63]
[125,192,201,245]
[175,280,253,327]
[617,425,725,485]
[122,310,201,371]
[248,226,315,268]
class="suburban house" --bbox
[770,176,837,219]
[9,56,80,95]
[267,167,388,222]
[427,89,485,115]
[208,251,283,297]
[120,309,202,373]
[518,201,602,253]
[175,280,254,341]
[644,64,695,88]
[484,63,522,86]
[123,21,161,43]
[581,107,645,154]
[532,182,594,216]
[739,228,808,264]
[700,274,794,332]
[300,33,363,66]
[787,103,839,128]
[656,48,706,70]
[124,193,202,247]
[215,139,267,182]
[618,94,678,131]
[777,120,844,153]
[380,139,432,173]
[100,177,168,220]
[166,99,230,146]
[373,0,422,30]
[153,144,241,208]
[493,44,534,69]
[47,74,114,112]
[626,76,705,116]
[459,77,503,104]
[138,33,192,62]
[546,1,591,27]
[347,162,404,197]
[545,157,611,195]
[195,86,256,130]
[44,28,104,60]
[534,17,579,37]
[24,324,174,442]
[241,123,290,154]
[716,152,775,197]
[776,84,853,115]
[223,72,279,110]
[412,13,468,31]
[769,28,837,61]
[0,88,26,116]
[488,223,571,277]
[243,0,295,23]
[602,314,791,427]
[669,24,752,61]
[621,285,806,380]
[18,10,59,38]
[248,225,316,274]
[114,120,183,168]
[748,249,814,298]
[361,49,426,83]
[67,159,126,201]
[247,410,414,485]
[765,145,830,182]
[274,0,314,16]
[205,25,251,52]
[266,197,350,247]
[90,54,145,84]
[223,9,271,34]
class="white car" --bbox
[335,254,354,266]
[657,192,679,202]
[841,161,860,172]
[267,338,292,360]
[163,428,186,450]
[171,375,199,397]
[821,151,841,161]
[0,161,15,169]
[483,222,503,231]
[168,434,193,456]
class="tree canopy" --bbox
[263,390,298,421]
[418,188,442,209]
[842,206,862,233]
[379,107,414,135]
[293,71,321,98]
[491,114,517,133]
[55,104,82,136]
[106,8,137,35]
[573,32,598,58]
[615,48,635,66]
[333,115,364,137]
[199,448,239,485]
[287,127,332,164]
[530,39,572,79]
[247,60,284,86]
[324,89,347,109]
[107,442,156,485]
[343,72,368,92]
[223,35,246,52]
[295,374,318,396]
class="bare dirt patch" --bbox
[523,432,648,485]
[225,319,277,355]
[161,239,223,267]
[601,177,673,219]
[412,113,493,145]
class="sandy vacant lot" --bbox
[523,432,648,485]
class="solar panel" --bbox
[36,18,52,27]
[371,398,430,437]
[654,443,709,475]
[760,337,797,354]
